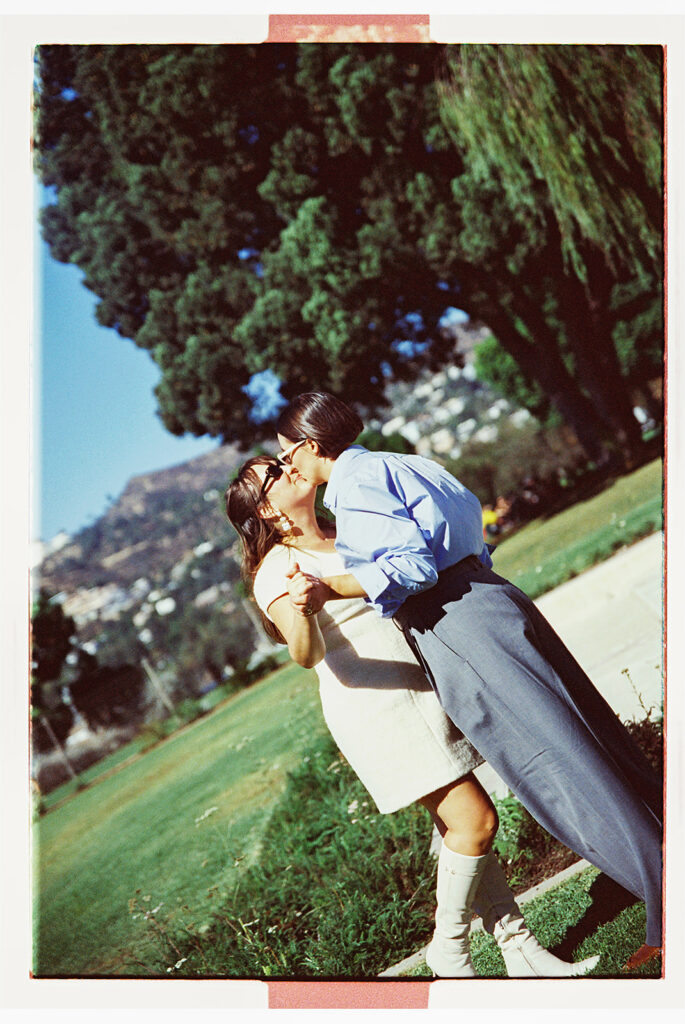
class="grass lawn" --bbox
[408,867,660,978]
[33,661,328,975]
[491,459,663,598]
[32,458,663,977]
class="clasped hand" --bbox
[285,563,328,617]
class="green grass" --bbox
[33,458,663,977]
[491,459,663,598]
[78,738,657,981]
[409,868,660,979]
[33,661,327,976]
[128,732,438,979]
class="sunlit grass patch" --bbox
[492,459,662,598]
[33,661,326,976]
[403,867,657,979]
[33,458,664,977]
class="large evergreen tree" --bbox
[34,42,663,462]
[438,44,664,458]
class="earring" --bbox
[275,512,292,536]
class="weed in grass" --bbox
[128,733,439,977]
[491,795,564,890]
[113,719,664,978]
[620,667,660,723]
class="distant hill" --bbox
[37,324,499,602]
[38,443,247,595]
[35,323,521,682]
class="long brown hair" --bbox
[276,392,363,457]
[224,455,291,642]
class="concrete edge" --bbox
[378,858,593,978]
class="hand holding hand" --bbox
[286,563,328,617]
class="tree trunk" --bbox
[525,217,645,464]
[141,657,175,714]
[573,249,647,458]
[39,714,79,784]
[470,296,612,464]
[555,247,644,462]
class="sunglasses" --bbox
[278,438,307,466]
[257,439,308,503]
[258,462,285,502]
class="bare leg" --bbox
[418,773,497,976]
[418,772,498,856]
[419,773,599,978]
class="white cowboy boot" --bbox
[425,843,489,978]
[471,851,600,977]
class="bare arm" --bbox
[266,566,326,669]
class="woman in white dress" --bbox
[224,453,599,978]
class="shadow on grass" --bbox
[549,872,641,961]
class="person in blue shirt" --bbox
[226,452,598,978]
[274,391,663,973]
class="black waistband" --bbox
[393,553,483,628]
[439,553,483,578]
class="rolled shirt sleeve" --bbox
[325,446,490,617]
[332,476,440,617]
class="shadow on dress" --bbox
[319,617,436,691]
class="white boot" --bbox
[471,851,600,978]
[425,843,489,978]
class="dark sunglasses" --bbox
[258,462,285,502]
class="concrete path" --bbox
[379,857,595,977]
[474,531,664,798]
[386,533,665,977]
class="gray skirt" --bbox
[394,556,663,947]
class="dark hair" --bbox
[276,392,364,458]
[224,455,288,643]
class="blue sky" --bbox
[34,189,219,541]
[34,178,471,543]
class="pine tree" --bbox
[34,43,663,462]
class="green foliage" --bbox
[357,428,415,455]
[123,733,437,977]
[31,703,74,754]
[474,334,557,425]
[136,720,170,752]
[490,796,557,888]
[31,589,76,686]
[437,44,663,463]
[34,43,663,462]
[150,595,260,697]
[31,591,76,750]
[69,661,147,730]
[440,45,662,280]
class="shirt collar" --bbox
[323,445,365,512]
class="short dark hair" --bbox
[276,392,364,458]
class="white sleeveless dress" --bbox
[253,543,483,813]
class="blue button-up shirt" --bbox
[323,445,492,617]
